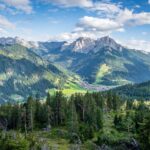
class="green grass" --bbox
[95,64,111,84]
[49,80,87,96]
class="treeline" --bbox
[0,91,122,141]
[113,81,150,100]
[0,91,149,149]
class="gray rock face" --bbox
[95,36,123,52]
[62,37,95,53]
[60,36,123,53]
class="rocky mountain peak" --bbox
[63,37,95,53]
[95,36,123,51]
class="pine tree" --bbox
[21,106,27,137]
[84,93,97,128]
[107,91,113,110]
[96,108,103,130]
[11,104,21,129]
[126,100,133,110]
[67,96,79,134]
[46,92,51,106]
[34,95,41,127]
[139,113,150,149]
[26,96,34,132]
[53,91,66,126]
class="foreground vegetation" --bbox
[0,91,149,150]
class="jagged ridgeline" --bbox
[0,42,70,103]
[1,36,150,103]
[35,36,150,86]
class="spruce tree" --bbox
[67,96,79,134]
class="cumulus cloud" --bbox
[44,0,122,14]
[76,8,150,34]
[45,0,123,17]
[46,0,150,42]
[2,0,32,14]
[77,16,122,32]
[148,0,150,4]
[117,9,150,26]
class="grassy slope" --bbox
[49,80,87,96]
[95,64,111,84]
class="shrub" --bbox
[0,138,29,150]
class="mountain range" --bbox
[0,36,150,102]
[34,36,150,86]
[0,38,80,103]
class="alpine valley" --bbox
[0,37,81,103]
[0,36,150,103]
[34,36,150,86]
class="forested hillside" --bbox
[0,42,79,103]
[113,81,150,100]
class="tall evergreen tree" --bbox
[26,96,34,132]
[67,95,79,134]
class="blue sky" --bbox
[0,0,150,51]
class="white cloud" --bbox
[76,8,150,35]
[2,0,32,14]
[120,39,150,52]
[44,0,122,15]
[117,9,150,26]
[148,0,150,4]
[77,16,122,32]
[45,0,122,18]
[45,0,93,7]
[0,15,15,29]
[48,30,111,42]
[92,2,122,16]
